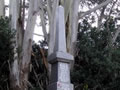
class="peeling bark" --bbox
[66,0,80,55]
[9,0,21,89]
[9,0,38,90]
[19,0,38,90]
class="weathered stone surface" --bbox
[48,51,74,64]
[48,82,73,90]
[48,5,74,90]
[48,5,74,68]
[54,5,66,52]
[50,62,70,83]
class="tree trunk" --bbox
[66,0,80,55]
[0,0,4,16]
[79,0,112,19]
[19,0,38,89]
[9,0,38,90]
[9,0,21,89]
[48,0,59,55]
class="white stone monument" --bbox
[48,5,74,90]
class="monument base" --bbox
[48,81,73,90]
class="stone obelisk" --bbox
[48,5,74,90]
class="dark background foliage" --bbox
[29,41,49,90]
[71,19,120,90]
[0,17,14,90]
[0,17,48,90]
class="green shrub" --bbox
[71,19,120,90]
[0,17,14,90]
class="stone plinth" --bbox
[48,52,74,90]
[48,82,73,90]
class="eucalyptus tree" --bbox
[9,0,39,90]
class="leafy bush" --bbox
[0,17,14,90]
[71,19,120,90]
[29,41,49,90]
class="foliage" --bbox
[29,41,49,90]
[71,19,120,90]
[0,17,14,90]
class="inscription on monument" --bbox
[58,62,70,83]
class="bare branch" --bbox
[107,0,118,19]
[64,0,73,22]
[33,33,44,37]
[67,0,80,55]
[111,27,120,45]
[79,0,112,19]
[46,0,52,20]
[39,0,48,41]
[97,6,106,29]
